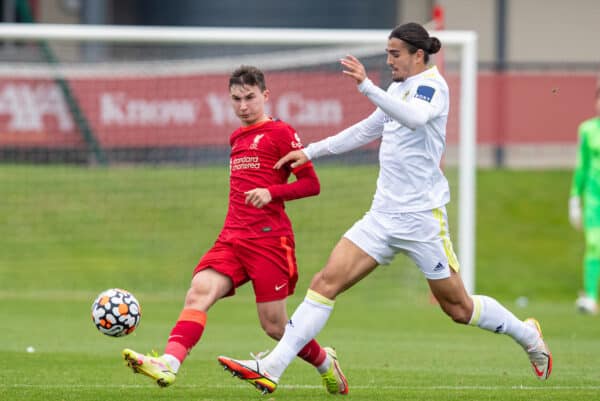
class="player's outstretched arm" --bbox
[245,165,320,207]
[273,149,309,170]
[268,162,320,202]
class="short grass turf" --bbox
[0,165,596,401]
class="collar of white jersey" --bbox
[404,65,439,83]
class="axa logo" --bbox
[0,83,201,132]
[249,133,264,150]
[0,83,74,132]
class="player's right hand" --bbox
[569,196,582,230]
[244,188,272,208]
[340,54,367,84]
[273,149,309,170]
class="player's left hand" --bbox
[245,188,272,208]
[340,54,367,84]
[274,149,309,170]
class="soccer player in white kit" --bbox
[218,22,552,394]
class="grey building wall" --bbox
[437,0,497,64]
[110,0,600,66]
[122,0,398,29]
[9,0,600,66]
[508,0,600,65]
[438,0,600,66]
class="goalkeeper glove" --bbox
[569,196,582,230]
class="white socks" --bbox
[257,292,538,383]
[469,295,539,348]
[162,354,181,373]
[262,289,335,380]
[317,357,332,374]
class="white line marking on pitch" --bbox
[5,383,600,391]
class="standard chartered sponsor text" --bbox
[231,156,260,170]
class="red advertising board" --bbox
[0,71,377,149]
[476,72,597,144]
[0,70,596,150]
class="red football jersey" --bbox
[219,118,314,240]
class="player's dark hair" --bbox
[389,22,441,64]
[229,65,267,91]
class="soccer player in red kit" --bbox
[121,65,348,395]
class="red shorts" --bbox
[194,235,298,303]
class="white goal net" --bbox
[0,23,477,293]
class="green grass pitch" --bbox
[1,165,598,401]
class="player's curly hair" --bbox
[229,65,267,91]
[389,22,441,64]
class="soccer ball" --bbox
[91,288,141,337]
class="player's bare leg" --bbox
[310,238,380,299]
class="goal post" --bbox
[457,31,477,295]
[0,23,477,293]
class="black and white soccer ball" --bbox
[91,288,141,337]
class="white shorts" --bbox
[343,207,460,280]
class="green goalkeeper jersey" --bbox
[571,116,600,226]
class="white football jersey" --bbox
[305,65,450,213]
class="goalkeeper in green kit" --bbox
[569,86,600,314]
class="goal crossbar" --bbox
[0,23,474,46]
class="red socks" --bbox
[297,339,327,367]
[164,308,326,369]
[165,308,207,363]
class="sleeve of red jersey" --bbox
[268,163,320,201]
[268,125,321,201]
